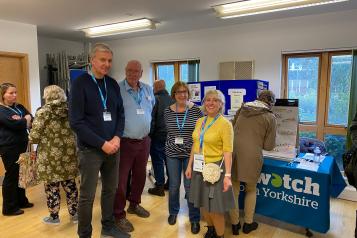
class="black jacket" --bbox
[0,103,31,147]
[149,90,174,142]
[69,73,125,150]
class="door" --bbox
[0,51,30,179]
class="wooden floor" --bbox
[0,173,356,238]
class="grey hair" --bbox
[258,90,276,107]
[90,43,113,59]
[201,89,225,114]
[43,85,67,104]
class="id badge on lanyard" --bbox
[103,111,112,121]
[174,137,184,144]
[193,154,204,172]
[137,108,145,115]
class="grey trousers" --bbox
[77,147,119,238]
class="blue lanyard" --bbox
[125,80,143,106]
[5,105,23,117]
[127,88,143,106]
[176,104,188,135]
[199,114,220,152]
[90,73,107,111]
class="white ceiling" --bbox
[1,0,357,41]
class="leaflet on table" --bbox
[296,160,319,172]
[301,153,326,163]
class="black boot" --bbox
[243,222,258,234]
[148,185,165,196]
[232,222,241,235]
[204,226,217,238]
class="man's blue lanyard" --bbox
[176,104,188,135]
[199,114,220,152]
[90,73,107,111]
[127,88,143,107]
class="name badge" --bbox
[193,154,204,172]
[174,137,184,144]
[137,109,145,115]
[147,96,152,101]
[103,112,112,121]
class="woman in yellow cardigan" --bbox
[185,90,235,238]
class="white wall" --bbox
[106,9,357,96]
[0,19,40,112]
[37,36,85,101]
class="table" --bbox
[238,155,347,233]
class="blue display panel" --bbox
[187,79,269,116]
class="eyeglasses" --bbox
[175,90,188,95]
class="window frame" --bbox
[152,59,200,84]
[282,50,352,141]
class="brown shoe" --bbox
[127,204,150,218]
[115,218,134,233]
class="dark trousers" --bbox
[44,179,78,219]
[77,148,119,238]
[149,138,168,186]
[0,143,29,214]
[114,137,150,219]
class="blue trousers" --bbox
[166,156,200,222]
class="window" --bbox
[153,60,200,93]
[283,51,353,169]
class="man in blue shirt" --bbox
[114,60,155,233]
[69,43,129,238]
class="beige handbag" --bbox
[17,145,38,188]
[202,159,224,184]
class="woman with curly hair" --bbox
[29,85,78,225]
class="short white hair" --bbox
[90,43,113,59]
[201,90,225,114]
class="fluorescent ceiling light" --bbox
[213,0,349,19]
[82,18,156,38]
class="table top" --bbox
[263,154,346,197]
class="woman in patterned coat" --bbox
[29,85,78,225]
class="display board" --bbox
[263,99,299,161]
[187,80,269,117]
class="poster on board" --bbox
[263,99,299,161]
[188,83,201,102]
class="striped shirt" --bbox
[164,104,203,159]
